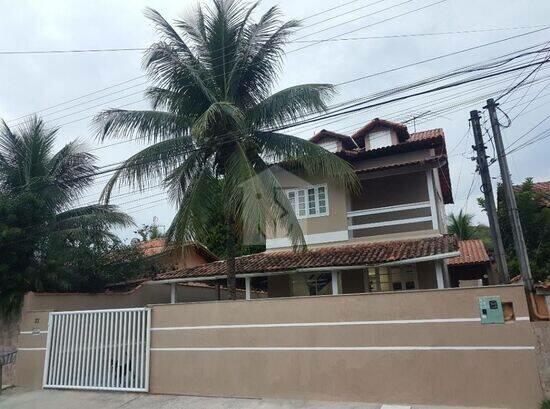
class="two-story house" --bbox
[151,118,460,299]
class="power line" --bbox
[4,0,377,123]
[290,0,450,53]
[10,28,548,144]
[3,25,546,55]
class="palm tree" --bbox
[448,210,476,240]
[94,0,359,298]
[0,116,133,238]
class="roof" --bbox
[335,126,453,204]
[154,235,458,281]
[350,118,410,142]
[136,238,218,262]
[513,181,550,207]
[447,240,490,267]
[309,129,351,144]
[532,181,550,207]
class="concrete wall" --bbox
[7,284,253,389]
[0,315,19,387]
[148,285,542,408]
[12,286,544,408]
[21,283,245,312]
[533,322,550,398]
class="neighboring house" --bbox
[151,118,462,299]
[135,238,218,271]
[107,238,218,290]
[447,239,492,287]
[529,181,550,207]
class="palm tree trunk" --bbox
[226,216,237,300]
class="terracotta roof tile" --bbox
[447,240,490,266]
[409,128,444,141]
[514,181,550,207]
[532,181,550,207]
[309,129,350,143]
[350,118,409,142]
[155,235,458,281]
[135,238,218,261]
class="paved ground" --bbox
[0,388,500,409]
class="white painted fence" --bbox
[43,308,150,392]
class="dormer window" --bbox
[319,140,338,153]
[367,129,392,150]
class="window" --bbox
[368,130,392,150]
[365,265,418,292]
[290,272,332,296]
[319,140,338,152]
[285,185,329,219]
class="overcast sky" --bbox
[1,0,549,241]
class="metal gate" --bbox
[42,308,150,392]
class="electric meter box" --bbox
[478,296,504,324]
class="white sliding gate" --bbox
[43,308,150,392]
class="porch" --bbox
[150,235,459,302]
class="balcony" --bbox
[347,201,434,238]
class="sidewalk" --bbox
[0,387,502,409]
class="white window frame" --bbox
[285,184,329,219]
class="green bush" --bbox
[540,399,550,409]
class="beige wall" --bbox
[148,285,542,408]
[21,283,238,312]
[9,284,253,389]
[267,169,348,240]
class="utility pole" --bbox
[485,98,533,292]
[469,110,509,283]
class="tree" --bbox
[497,178,550,281]
[448,210,476,240]
[94,0,358,298]
[0,192,50,315]
[0,117,139,314]
[135,223,164,241]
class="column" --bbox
[435,261,445,289]
[245,276,251,300]
[170,283,176,304]
[331,271,340,295]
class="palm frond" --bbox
[164,150,209,205]
[248,84,335,128]
[234,16,300,103]
[94,109,191,143]
[165,165,218,243]
[448,210,476,240]
[100,136,193,203]
[224,144,305,249]
[56,204,135,231]
[256,131,360,193]
[192,101,245,137]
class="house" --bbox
[150,118,462,298]
[514,180,550,207]
[135,238,218,271]
[447,239,492,287]
[106,238,218,291]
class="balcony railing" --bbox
[347,201,433,236]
